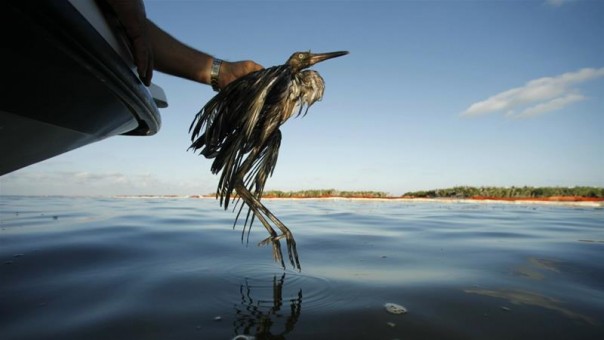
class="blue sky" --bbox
[2,0,603,196]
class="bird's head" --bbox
[286,50,349,72]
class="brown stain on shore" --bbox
[257,195,604,202]
[116,194,604,205]
[467,196,604,202]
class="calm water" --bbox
[1,196,603,340]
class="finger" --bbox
[252,62,264,72]
[133,38,152,86]
[145,52,154,86]
[140,45,153,86]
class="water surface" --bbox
[1,196,603,339]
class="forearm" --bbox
[147,19,213,85]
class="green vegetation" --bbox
[263,189,389,198]
[403,186,604,199]
[206,189,389,198]
[204,186,603,199]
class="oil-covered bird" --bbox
[189,50,348,269]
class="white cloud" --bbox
[511,93,584,118]
[461,67,604,119]
[0,170,210,196]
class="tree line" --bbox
[205,186,603,199]
[258,189,389,198]
[403,186,604,199]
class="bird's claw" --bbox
[257,233,301,271]
[257,232,289,245]
[258,236,274,247]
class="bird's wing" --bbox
[189,65,291,208]
[215,77,291,209]
[188,66,287,157]
[214,74,292,210]
[234,71,324,205]
[245,129,282,199]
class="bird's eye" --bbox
[298,53,305,59]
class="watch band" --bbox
[210,58,222,92]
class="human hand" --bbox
[218,60,264,89]
[102,0,153,86]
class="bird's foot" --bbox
[258,236,275,247]
[258,236,286,269]
[257,233,301,271]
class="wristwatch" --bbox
[210,58,222,92]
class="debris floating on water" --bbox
[384,302,407,315]
[213,316,222,321]
[386,321,396,327]
[232,335,255,340]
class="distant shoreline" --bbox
[252,196,604,207]
[113,195,604,207]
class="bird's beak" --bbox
[309,51,349,66]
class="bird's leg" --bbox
[234,183,287,268]
[235,183,300,270]
[244,194,300,270]
[234,183,277,238]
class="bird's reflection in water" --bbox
[233,273,302,340]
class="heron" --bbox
[189,50,348,269]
